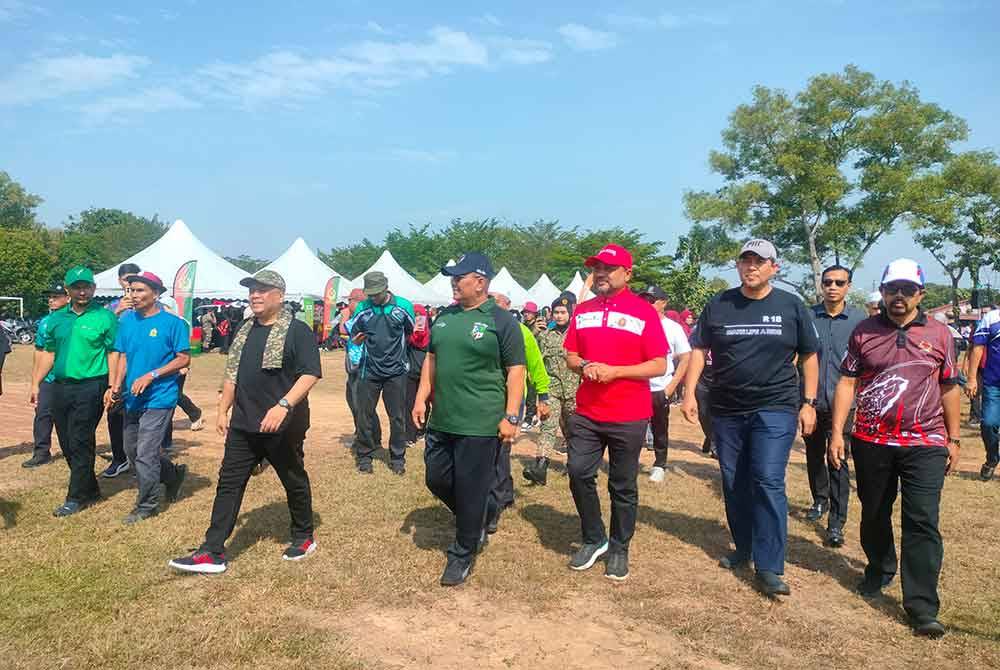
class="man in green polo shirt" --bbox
[32,266,119,517]
[413,253,526,587]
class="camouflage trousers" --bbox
[536,394,576,458]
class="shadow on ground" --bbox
[225,501,325,560]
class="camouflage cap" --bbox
[240,269,286,291]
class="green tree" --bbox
[0,229,55,315]
[910,150,1000,320]
[57,208,167,273]
[225,255,270,273]
[319,239,382,279]
[685,65,968,301]
[0,171,43,231]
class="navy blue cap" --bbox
[442,253,495,279]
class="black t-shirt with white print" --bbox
[690,287,819,416]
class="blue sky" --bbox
[3,0,999,289]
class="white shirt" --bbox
[650,316,692,392]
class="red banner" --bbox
[321,276,340,341]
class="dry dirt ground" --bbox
[0,346,997,670]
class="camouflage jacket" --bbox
[537,326,580,400]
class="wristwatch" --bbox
[150,369,159,379]
[803,397,817,407]
[504,414,520,425]
[278,398,291,410]
[947,438,960,447]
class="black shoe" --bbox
[568,541,609,571]
[857,573,895,597]
[825,527,845,548]
[913,619,946,639]
[53,497,98,517]
[981,462,997,481]
[357,461,373,474]
[754,570,791,596]
[486,507,502,535]
[805,501,827,522]
[165,464,188,503]
[123,509,157,525]
[604,551,629,582]
[719,551,750,570]
[389,463,405,476]
[440,557,473,587]
[523,457,549,485]
[701,438,712,454]
[22,454,52,468]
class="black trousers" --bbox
[32,380,55,459]
[403,375,426,443]
[163,373,202,450]
[346,371,381,445]
[424,430,500,561]
[202,427,314,555]
[487,441,514,526]
[567,413,647,553]
[51,377,107,503]
[696,381,713,449]
[802,410,853,530]
[650,389,670,467]
[107,402,127,465]
[852,438,947,623]
[524,384,537,423]
[355,375,406,466]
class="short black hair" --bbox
[118,263,141,277]
[821,264,853,282]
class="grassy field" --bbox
[0,345,998,670]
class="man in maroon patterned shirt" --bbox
[829,258,961,639]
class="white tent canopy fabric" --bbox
[94,219,249,299]
[262,237,340,302]
[422,259,456,305]
[348,250,444,305]
[528,273,561,308]
[490,267,532,309]
[564,271,593,301]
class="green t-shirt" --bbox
[428,298,526,436]
[44,303,118,381]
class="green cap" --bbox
[64,266,95,286]
[240,269,286,291]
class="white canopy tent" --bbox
[490,267,532,309]
[94,219,249,299]
[422,259,456,305]
[528,274,561,308]
[564,271,594,301]
[347,250,444,305]
[262,237,341,302]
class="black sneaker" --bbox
[805,501,826,521]
[486,507,502,535]
[913,619,946,639]
[857,573,895,597]
[568,541,609,571]
[523,457,549,485]
[701,438,712,454]
[825,527,845,548]
[165,464,188,503]
[389,463,405,476]
[123,509,157,525]
[981,462,997,482]
[604,551,629,581]
[719,551,750,570]
[282,537,317,561]
[100,461,130,478]
[357,461,373,474]
[22,454,52,468]
[754,570,791,596]
[440,557,473,586]
[169,550,227,574]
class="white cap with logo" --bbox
[738,239,778,262]
[880,258,925,287]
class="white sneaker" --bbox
[649,466,666,483]
[190,417,205,431]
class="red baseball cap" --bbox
[584,244,633,270]
[126,271,165,294]
[523,301,538,313]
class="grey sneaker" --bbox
[649,466,666,483]
[568,541,609,571]
[604,551,629,581]
[123,510,157,525]
[440,557,472,587]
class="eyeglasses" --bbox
[881,283,920,298]
[822,279,848,287]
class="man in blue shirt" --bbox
[968,306,1000,481]
[24,282,70,468]
[108,272,190,524]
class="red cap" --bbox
[584,244,633,270]
[126,271,165,293]
[523,301,538,313]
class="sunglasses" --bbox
[881,283,921,298]
[822,279,848,287]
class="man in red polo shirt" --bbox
[829,258,961,638]
[563,244,668,581]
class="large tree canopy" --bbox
[0,171,43,231]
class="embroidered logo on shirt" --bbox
[607,311,645,336]
[470,322,488,340]
[149,328,158,337]
[917,340,933,353]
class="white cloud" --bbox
[558,23,617,51]
[477,13,502,27]
[606,11,730,31]
[110,13,139,25]
[81,86,200,122]
[0,53,149,106]
[366,20,390,35]
[492,37,553,65]
[344,26,488,67]
[0,0,44,22]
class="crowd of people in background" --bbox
[8,236,1000,641]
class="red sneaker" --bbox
[282,538,317,561]
[168,550,227,574]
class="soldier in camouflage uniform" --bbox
[524,292,580,485]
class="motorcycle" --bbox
[0,318,36,345]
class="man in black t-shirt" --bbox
[683,239,819,597]
[170,270,322,574]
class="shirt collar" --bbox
[878,307,927,329]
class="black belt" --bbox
[54,375,108,385]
